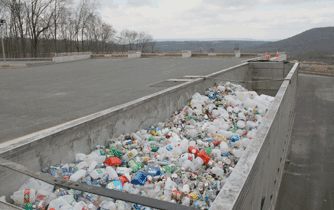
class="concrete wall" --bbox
[128,52,141,59]
[210,63,298,210]
[0,62,297,209]
[53,54,92,63]
[235,50,241,58]
[182,50,192,58]
[250,62,294,96]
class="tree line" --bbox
[0,0,156,58]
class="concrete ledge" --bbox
[26,61,56,67]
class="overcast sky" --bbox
[98,0,334,41]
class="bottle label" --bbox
[24,189,30,203]
[166,145,173,151]
[36,193,46,201]
[96,169,103,174]
[129,152,134,157]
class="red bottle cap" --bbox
[189,146,199,156]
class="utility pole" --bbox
[0,19,6,64]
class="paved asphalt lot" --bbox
[0,57,247,143]
[276,74,334,210]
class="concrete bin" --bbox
[0,59,298,210]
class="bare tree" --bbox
[150,41,156,53]
[25,0,56,57]
[135,31,153,52]
[0,0,153,57]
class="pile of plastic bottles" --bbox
[6,82,274,210]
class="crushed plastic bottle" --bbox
[8,82,273,209]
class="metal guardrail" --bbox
[0,157,196,210]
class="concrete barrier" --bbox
[52,53,92,63]
[0,61,298,210]
[235,50,241,58]
[128,51,141,59]
[182,50,192,58]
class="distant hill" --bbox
[155,40,267,53]
[289,50,334,65]
[243,27,334,55]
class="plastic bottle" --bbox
[11,189,36,205]
[171,146,182,155]
[87,161,97,173]
[211,167,225,177]
[122,149,138,161]
[182,160,195,171]
[48,195,76,210]
[19,178,41,191]
[116,167,132,176]
[73,201,88,210]
[99,200,116,210]
[179,139,190,153]
[90,168,106,179]
[220,141,229,153]
[180,153,195,161]
[70,169,86,182]
[194,157,204,169]
[188,146,199,156]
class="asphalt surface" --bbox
[0,57,248,143]
[276,74,334,210]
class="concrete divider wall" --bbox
[53,54,92,63]
[250,62,294,96]
[210,63,298,210]
[0,63,250,201]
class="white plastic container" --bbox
[48,195,76,210]
[106,166,119,179]
[69,169,86,182]
[90,168,107,179]
[194,157,204,169]
[10,189,36,205]
[18,178,41,191]
[211,167,225,177]
[220,141,229,153]
[122,149,138,160]
[87,160,98,173]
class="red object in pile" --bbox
[213,141,221,146]
[198,151,211,164]
[104,157,122,166]
[189,146,199,156]
[119,175,130,185]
